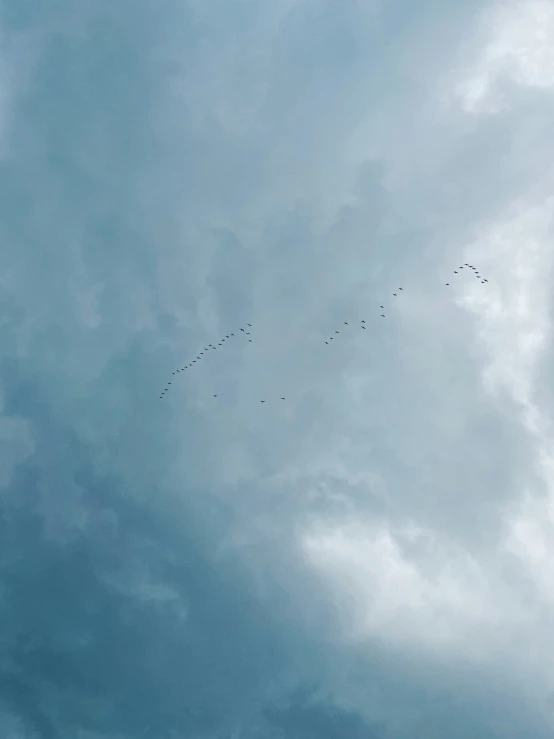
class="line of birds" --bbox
[159,325,253,398]
[159,262,490,401]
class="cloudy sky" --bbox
[2,0,554,736]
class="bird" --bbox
[240,328,245,332]
[218,343,222,346]
[344,322,348,325]
[249,339,252,342]
[214,394,218,397]
[361,320,366,323]
[325,341,329,344]
[172,372,175,375]
[361,325,366,329]
[168,382,172,385]
[330,337,334,340]
[248,324,252,327]
[381,314,385,317]
[445,283,449,286]
[231,333,235,336]
[454,271,458,274]
[226,335,229,339]
[393,293,397,296]
[380,305,384,309]
[335,330,339,334]
[246,332,250,335]
[399,288,403,291]
[261,400,265,403]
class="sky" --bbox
[1,0,554,736]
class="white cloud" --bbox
[456,0,554,114]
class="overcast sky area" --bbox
[2,0,554,737]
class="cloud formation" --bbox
[2,0,554,737]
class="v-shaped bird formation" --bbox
[159,263,490,401]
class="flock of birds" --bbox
[159,262,489,401]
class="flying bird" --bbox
[248,324,252,327]
[381,314,385,317]
[344,322,348,325]
[361,325,366,329]
[240,328,245,332]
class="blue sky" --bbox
[2,0,554,737]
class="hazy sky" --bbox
[2,0,554,737]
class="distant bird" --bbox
[214,394,218,397]
[393,293,397,296]
[248,324,252,327]
[231,333,235,336]
[380,305,384,309]
[218,343,222,346]
[246,332,250,335]
[249,339,252,342]
[168,382,172,385]
[240,328,245,332]
[381,314,385,317]
[330,337,334,340]
[325,341,329,344]
[361,325,366,329]
[399,288,403,291]
[454,271,458,274]
[172,372,175,375]
[226,335,229,338]
[344,322,348,325]
[361,320,366,323]
[261,400,265,403]
[445,283,449,286]
[281,398,285,400]
[335,331,339,334]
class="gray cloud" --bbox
[2,0,554,737]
